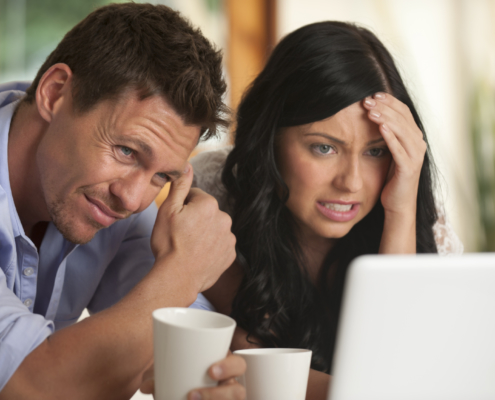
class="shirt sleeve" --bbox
[0,269,54,390]
[189,293,216,311]
[86,203,158,313]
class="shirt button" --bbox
[23,298,33,307]
[23,267,34,276]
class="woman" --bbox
[191,21,462,399]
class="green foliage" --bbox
[470,80,495,251]
[0,0,117,78]
[23,0,110,55]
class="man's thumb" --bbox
[163,163,193,214]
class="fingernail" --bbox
[374,92,386,99]
[212,365,223,379]
[364,98,376,107]
[183,165,190,174]
[190,391,202,400]
[370,110,381,118]
[381,123,389,132]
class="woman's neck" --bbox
[296,228,335,284]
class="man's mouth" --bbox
[85,195,127,227]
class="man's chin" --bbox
[48,198,109,244]
[53,219,104,245]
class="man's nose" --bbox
[109,172,150,214]
[333,156,363,193]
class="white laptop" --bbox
[328,253,495,400]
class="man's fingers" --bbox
[188,383,246,400]
[162,162,193,214]
[139,372,154,395]
[209,354,247,381]
[139,378,154,395]
[138,364,154,395]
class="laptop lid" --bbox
[328,253,495,400]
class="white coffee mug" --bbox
[234,348,312,400]
[153,307,236,400]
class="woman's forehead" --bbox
[288,102,382,144]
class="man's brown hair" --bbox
[23,2,228,139]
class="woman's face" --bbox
[276,101,392,243]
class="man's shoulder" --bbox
[190,147,231,213]
[0,81,30,108]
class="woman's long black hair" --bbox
[222,21,438,373]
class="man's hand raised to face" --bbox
[151,163,237,296]
[0,163,238,400]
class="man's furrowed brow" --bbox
[116,135,153,157]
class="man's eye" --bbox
[156,172,169,181]
[120,146,133,156]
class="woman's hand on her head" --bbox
[362,93,426,217]
[139,354,246,400]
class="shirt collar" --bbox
[0,91,25,238]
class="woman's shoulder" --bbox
[190,146,232,213]
[433,204,464,255]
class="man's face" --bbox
[36,91,200,244]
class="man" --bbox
[0,3,245,399]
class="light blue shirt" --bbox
[0,82,213,390]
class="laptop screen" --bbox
[328,253,495,400]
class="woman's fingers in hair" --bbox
[363,94,426,164]
[369,93,423,142]
[377,122,411,170]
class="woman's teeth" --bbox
[322,202,353,212]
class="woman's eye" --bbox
[120,146,133,156]
[367,148,385,157]
[314,144,334,154]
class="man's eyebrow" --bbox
[115,135,182,178]
[303,133,386,146]
[115,135,153,157]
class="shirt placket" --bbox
[16,236,39,311]
[44,245,78,322]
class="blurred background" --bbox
[1,0,494,398]
[2,0,494,249]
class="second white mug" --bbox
[234,348,312,400]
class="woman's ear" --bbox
[35,63,73,123]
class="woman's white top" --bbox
[191,147,464,256]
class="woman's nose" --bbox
[333,157,363,193]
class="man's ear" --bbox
[35,63,73,123]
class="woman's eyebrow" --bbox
[367,138,385,146]
[303,133,386,146]
[303,132,346,144]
